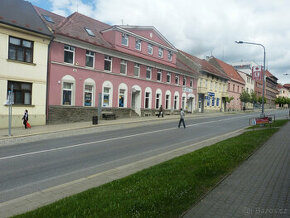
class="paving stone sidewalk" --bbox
[183,121,290,218]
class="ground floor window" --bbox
[174,95,178,110]
[119,89,125,107]
[212,97,215,106]
[7,81,32,105]
[84,85,93,106]
[216,98,219,106]
[145,92,150,108]
[63,82,73,105]
[103,87,110,107]
[166,94,170,109]
[182,96,186,109]
[156,93,160,109]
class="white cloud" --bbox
[48,0,290,84]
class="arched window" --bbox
[118,83,128,108]
[165,90,171,109]
[83,78,95,107]
[61,75,75,106]
[182,93,187,109]
[102,81,113,107]
[144,87,152,109]
[155,88,162,109]
[174,91,180,110]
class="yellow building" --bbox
[0,0,51,128]
[178,51,229,112]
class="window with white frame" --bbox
[119,89,125,107]
[64,45,75,64]
[182,96,186,109]
[145,92,151,109]
[121,33,128,46]
[190,79,193,88]
[175,75,179,85]
[167,72,171,83]
[168,51,173,61]
[174,94,179,110]
[84,85,93,106]
[158,47,163,58]
[86,50,94,68]
[135,39,141,51]
[103,87,110,107]
[63,82,73,105]
[183,76,187,86]
[104,55,112,71]
[157,70,162,81]
[156,93,161,109]
[120,60,127,74]
[165,94,170,109]
[148,43,153,55]
[146,67,152,79]
[134,63,140,77]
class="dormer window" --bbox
[122,33,128,46]
[168,51,173,61]
[135,39,141,51]
[158,48,163,58]
[148,43,153,55]
[85,28,95,37]
[42,14,54,23]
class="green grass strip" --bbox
[16,120,288,218]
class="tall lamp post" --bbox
[235,40,266,117]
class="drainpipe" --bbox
[46,36,54,124]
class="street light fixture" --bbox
[235,40,266,117]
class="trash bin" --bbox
[92,116,98,125]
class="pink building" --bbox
[34,7,199,123]
[209,57,245,111]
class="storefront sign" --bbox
[183,87,193,93]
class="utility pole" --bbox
[8,85,14,136]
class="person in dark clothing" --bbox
[158,105,164,118]
[22,109,28,129]
[178,108,186,128]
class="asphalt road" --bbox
[0,110,288,203]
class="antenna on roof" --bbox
[76,0,79,12]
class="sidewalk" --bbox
[183,121,290,218]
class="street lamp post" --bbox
[235,41,266,117]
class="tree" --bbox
[250,92,258,104]
[225,96,234,103]
[240,91,251,104]
[258,96,267,104]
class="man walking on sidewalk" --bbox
[178,108,186,128]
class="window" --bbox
[168,51,173,61]
[148,43,153,55]
[145,92,150,108]
[183,77,187,86]
[157,70,162,81]
[158,48,163,58]
[134,63,140,77]
[175,75,179,85]
[84,85,93,106]
[42,14,54,23]
[9,36,33,63]
[122,34,128,46]
[212,97,215,106]
[104,55,112,71]
[120,60,127,74]
[7,81,32,105]
[190,79,193,88]
[63,82,73,105]
[174,95,178,110]
[64,45,75,64]
[233,84,235,92]
[216,98,219,106]
[146,67,152,79]
[237,86,240,93]
[85,28,95,37]
[167,72,171,83]
[135,39,141,51]
[103,87,110,107]
[119,89,125,107]
[165,94,170,109]
[156,93,161,109]
[86,50,94,68]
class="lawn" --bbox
[16,120,288,218]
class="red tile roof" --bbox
[284,84,290,88]
[176,58,200,77]
[178,50,229,80]
[277,83,284,89]
[209,57,245,84]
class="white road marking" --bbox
[0,114,254,161]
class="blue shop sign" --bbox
[208,92,215,97]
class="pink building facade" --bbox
[35,8,199,123]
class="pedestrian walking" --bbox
[22,109,29,129]
[158,105,164,118]
[178,108,186,128]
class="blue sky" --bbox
[27,0,290,84]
